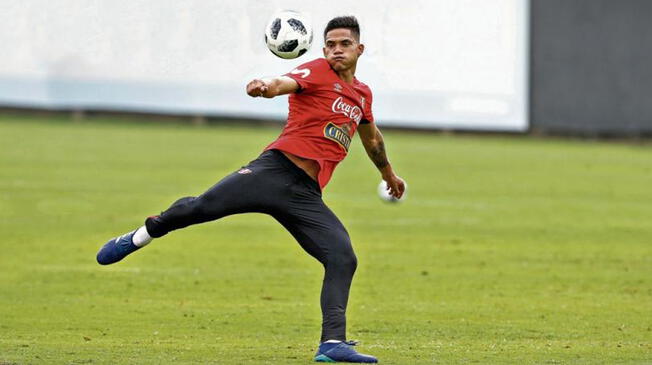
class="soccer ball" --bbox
[264,10,313,59]
[377,180,408,203]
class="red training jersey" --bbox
[265,58,374,190]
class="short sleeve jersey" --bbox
[265,58,374,189]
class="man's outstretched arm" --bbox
[357,122,406,199]
[246,76,299,98]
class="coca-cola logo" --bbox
[331,96,363,123]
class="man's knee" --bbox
[170,196,196,208]
[326,240,357,274]
[342,251,358,273]
[171,196,211,218]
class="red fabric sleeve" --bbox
[283,58,329,93]
[363,90,374,124]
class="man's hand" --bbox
[358,123,406,199]
[383,173,406,199]
[246,76,299,98]
[246,79,269,97]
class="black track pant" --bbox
[145,149,357,342]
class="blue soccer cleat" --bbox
[96,230,141,265]
[314,341,378,363]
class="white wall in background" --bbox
[0,0,528,130]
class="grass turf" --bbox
[0,114,651,364]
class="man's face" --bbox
[323,28,364,72]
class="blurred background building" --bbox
[531,0,652,137]
[1,0,650,136]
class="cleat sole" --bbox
[314,354,336,362]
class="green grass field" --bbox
[1,114,651,364]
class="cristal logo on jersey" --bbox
[331,96,362,124]
[323,122,352,151]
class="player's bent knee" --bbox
[327,248,357,274]
[344,252,358,273]
[331,232,357,272]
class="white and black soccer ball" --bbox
[378,180,408,203]
[264,10,313,59]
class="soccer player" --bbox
[96,16,405,363]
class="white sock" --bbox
[132,226,153,247]
[324,340,342,344]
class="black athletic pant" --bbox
[145,149,357,342]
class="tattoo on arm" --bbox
[369,132,389,169]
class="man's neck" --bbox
[336,66,356,84]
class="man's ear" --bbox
[358,43,365,56]
[323,46,327,58]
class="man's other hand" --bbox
[246,79,269,97]
[383,174,406,199]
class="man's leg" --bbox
[97,157,275,265]
[317,223,358,344]
[277,210,357,342]
[274,201,377,363]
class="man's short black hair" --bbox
[323,16,360,41]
